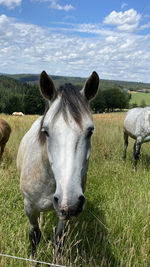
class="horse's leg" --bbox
[0,143,5,159]
[133,139,141,170]
[1,143,5,155]
[28,214,41,257]
[0,146,2,159]
[39,212,45,229]
[24,201,41,257]
[53,219,67,251]
[122,131,128,160]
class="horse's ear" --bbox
[40,71,57,101]
[81,71,99,101]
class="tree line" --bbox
[0,76,45,115]
[91,86,130,113]
[0,75,130,115]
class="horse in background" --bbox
[123,107,150,169]
[17,70,99,256]
[0,119,11,159]
[12,112,24,116]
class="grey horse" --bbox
[17,70,99,256]
[123,107,150,168]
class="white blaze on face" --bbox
[59,127,77,209]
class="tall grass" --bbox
[1,113,150,266]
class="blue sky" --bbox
[0,0,150,82]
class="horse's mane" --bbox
[39,83,90,144]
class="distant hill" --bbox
[0,75,28,94]
[6,73,150,91]
[7,74,86,89]
[1,74,150,114]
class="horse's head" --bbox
[39,71,99,220]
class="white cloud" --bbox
[0,0,22,8]
[103,9,141,32]
[49,0,74,11]
[140,22,150,30]
[0,14,150,82]
[31,0,74,11]
[121,3,127,9]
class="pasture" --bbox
[1,113,150,266]
[130,92,150,106]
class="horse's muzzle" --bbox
[53,194,86,219]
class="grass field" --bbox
[130,92,150,106]
[1,113,150,266]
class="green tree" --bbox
[0,75,31,114]
[102,87,129,112]
[90,90,106,113]
[131,102,138,108]
[4,95,24,114]
[140,99,146,108]
[24,85,46,114]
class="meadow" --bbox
[1,113,150,266]
[130,92,150,106]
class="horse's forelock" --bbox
[52,83,90,127]
[39,83,90,144]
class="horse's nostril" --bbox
[78,195,85,211]
[79,195,85,203]
[61,209,67,216]
[54,196,58,203]
[53,195,59,209]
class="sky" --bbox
[0,0,150,82]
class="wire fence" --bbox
[0,253,67,267]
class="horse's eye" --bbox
[41,127,49,137]
[86,127,94,138]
